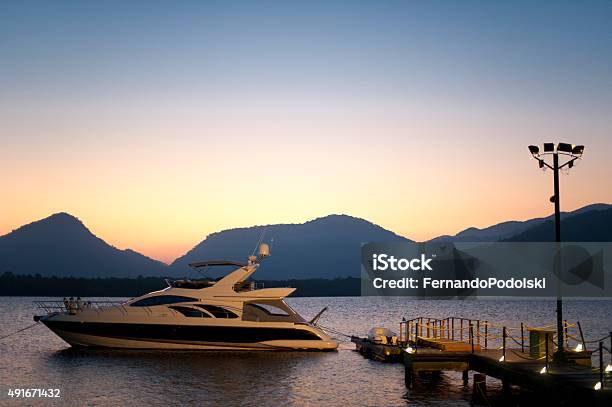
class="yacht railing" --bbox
[34,300,128,315]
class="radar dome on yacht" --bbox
[258,243,270,257]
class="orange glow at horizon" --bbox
[1,99,611,264]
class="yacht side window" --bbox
[249,303,290,316]
[130,295,199,307]
[169,306,211,318]
[195,304,239,318]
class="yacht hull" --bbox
[34,251,340,351]
[40,319,338,351]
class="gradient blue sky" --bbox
[1,1,611,262]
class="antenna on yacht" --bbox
[247,228,271,266]
[251,227,267,256]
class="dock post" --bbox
[415,322,419,352]
[404,365,413,388]
[545,333,549,372]
[564,320,569,348]
[409,321,412,343]
[470,323,474,353]
[502,326,506,361]
[484,321,488,349]
[577,321,586,350]
[462,370,469,386]
[427,318,430,338]
[520,322,524,353]
[452,318,455,340]
[477,320,481,347]
[405,321,412,343]
[460,319,463,341]
[599,341,604,388]
[472,373,487,403]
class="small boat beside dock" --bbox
[352,316,612,405]
[352,327,403,362]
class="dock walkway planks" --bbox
[416,336,481,352]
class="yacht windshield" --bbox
[242,300,305,323]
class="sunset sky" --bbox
[2,1,612,263]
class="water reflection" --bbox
[1,296,611,406]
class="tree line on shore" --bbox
[0,272,360,297]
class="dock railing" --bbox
[399,316,610,366]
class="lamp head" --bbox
[528,145,540,156]
[572,145,584,156]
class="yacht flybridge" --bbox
[34,244,338,351]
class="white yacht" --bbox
[34,244,338,351]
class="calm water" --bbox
[1,297,611,406]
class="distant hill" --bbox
[2,204,611,280]
[170,214,410,279]
[0,213,166,277]
[503,207,612,242]
[429,203,611,243]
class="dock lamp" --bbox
[527,143,584,361]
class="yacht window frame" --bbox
[194,304,239,319]
[168,306,212,318]
[129,295,199,307]
[246,303,290,316]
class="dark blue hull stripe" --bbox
[43,321,322,343]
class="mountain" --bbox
[503,207,612,242]
[170,214,410,279]
[428,203,611,243]
[0,213,166,277]
[3,204,610,280]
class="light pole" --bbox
[528,143,584,360]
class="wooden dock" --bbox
[352,316,612,405]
